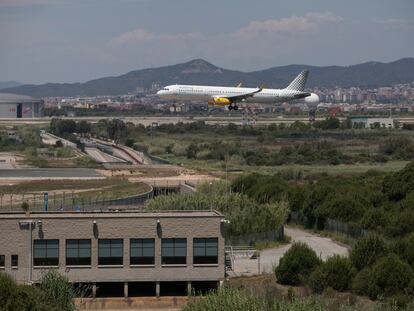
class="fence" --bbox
[0,189,154,212]
[289,211,368,238]
[225,227,284,246]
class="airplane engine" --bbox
[304,93,320,121]
[304,93,320,106]
[210,97,231,106]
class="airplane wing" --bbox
[214,87,263,102]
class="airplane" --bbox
[156,70,320,111]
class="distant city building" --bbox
[0,210,225,297]
[0,93,44,118]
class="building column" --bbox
[219,280,224,287]
[92,283,97,298]
[124,282,128,298]
[187,281,192,296]
[156,282,160,297]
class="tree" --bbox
[367,254,413,299]
[76,120,91,134]
[308,255,356,293]
[275,242,321,286]
[350,235,387,270]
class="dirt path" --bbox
[230,226,349,276]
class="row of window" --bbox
[0,254,18,268]
[0,238,218,268]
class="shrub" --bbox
[393,233,414,269]
[352,268,372,296]
[275,242,321,286]
[350,235,387,270]
[367,254,413,299]
[0,272,55,310]
[21,201,29,212]
[308,255,356,293]
[39,270,76,311]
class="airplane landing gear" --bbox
[228,104,239,111]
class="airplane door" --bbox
[17,104,22,118]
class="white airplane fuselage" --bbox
[157,84,307,104]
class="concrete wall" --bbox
[0,101,43,118]
[0,103,17,118]
[0,211,225,284]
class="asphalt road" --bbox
[231,226,349,276]
[0,168,104,179]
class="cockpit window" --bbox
[163,88,169,91]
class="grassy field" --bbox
[120,124,414,177]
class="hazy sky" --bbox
[1,0,413,84]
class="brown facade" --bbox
[0,211,225,296]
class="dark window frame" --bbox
[66,239,91,266]
[161,238,187,265]
[0,255,5,267]
[33,239,59,266]
[193,238,218,265]
[11,254,18,267]
[98,239,123,266]
[130,238,155,265]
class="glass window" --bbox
[0,255,5,267]
[162,238,186,265]
[130,239,155,265]
[11,255,18,267]
[34,240,59,266]
[193,238,218,264]
[98,239,123,265]
[66,239,91,266]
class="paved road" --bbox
[0,168,104,179]
[231,226,349,276]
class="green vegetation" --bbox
[182,286,412,311]
[308,256,356,293]
[275,242,321,286]
[233,163,414,303]
[147,181,288,239]
[59,118,412,173]
[0,270,78,311]
[350,235,387,271]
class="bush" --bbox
[39,270,76,311]
[352,268,371,296]
[0,272,56,310]
[308,255,356,293]
[350,235,387,270]
[393,233,414,269]
[275,242,321,286]
[367,254,414,299]
[182,287,336,311]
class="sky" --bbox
[1,0,413,84]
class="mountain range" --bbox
[2,58,414,97]
[0,81,21,90]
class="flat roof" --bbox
[0,210,224,219]
[0,92,42,104]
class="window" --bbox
[0,255,4,268]
[193,238,218,264]
[162,238,186,265]
[66,239,91,266]
[11,255,18,267]
[130,239,155,265]
[98,239,123,265]
[34,240,59,266]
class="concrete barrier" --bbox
[76,296,188,310]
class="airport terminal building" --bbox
[0,93,43,118]
[0,210,225,297]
